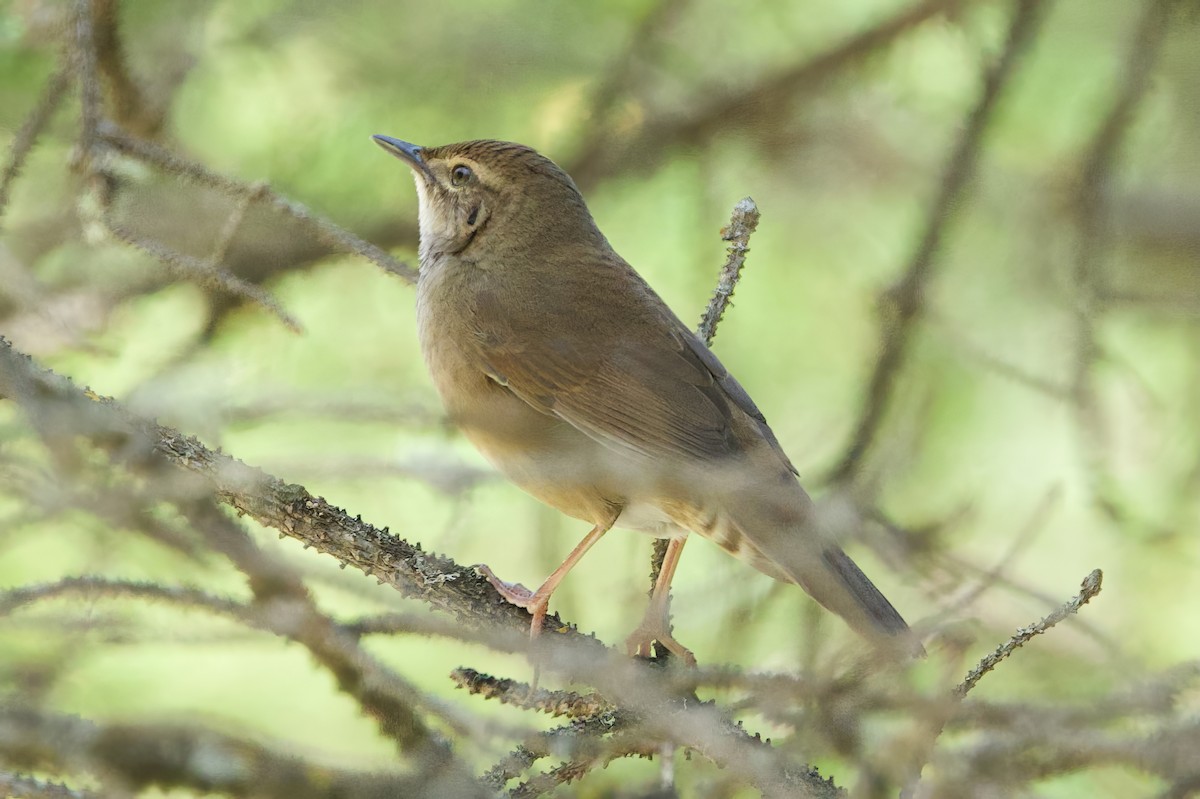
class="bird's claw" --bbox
[625,624,697,666]
[474,563,539,608]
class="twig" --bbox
[452,667,614,719]
[568,0,969,189]
[698,197,760,345]
[0,335,603,648]
[641,196,762,654]
[956,568,1104,698]
[208,181,267,270]
[901,568,1106,798]
[509,730,661,799]
[482,715,627,793]
[0,63,71,228]
[0,772,96,799]
[91,0,162,136]
[97,128,417,282]
[830,0,1050,485]
[70,0,103,150]
[0,706,443,798]
[0,576,247,621]
[103,218,302,331]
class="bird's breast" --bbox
[415,259,623,525]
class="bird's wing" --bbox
[468,261,797,474]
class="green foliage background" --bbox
[1,0,1198,795]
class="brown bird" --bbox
[374,135,919,662]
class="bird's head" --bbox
[373,136,604,265]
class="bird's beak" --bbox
[372,134,436,183]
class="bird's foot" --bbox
[625,622,697,666]
[475,563,538,607]
[475,563,553,640]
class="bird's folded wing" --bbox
[471,281,795,474]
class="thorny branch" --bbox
[957,569,1104,698]
[0,333,842,795]
[645,195,762,657]
[698,197,761,346]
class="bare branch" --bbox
[957,569,1104,698]
[568,0,970,189]
[1070,0,1175,517]
[0,336,602,647]
[0,63,71,228]
[452,667,614,719]
[698,197,761,346]
[0,772,97,799]
[97,128,417,283]
[103,218,303,331]
[0,706,447,798]
[830,0,1050,485]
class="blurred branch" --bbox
[0,336,601,648]
[568,0,970,189]
[219,393,447,428]
[0,773,95,799]
[97,128,416,284]
[0,571,488,772]
[266,454,495,496]
[1070,0,1175,522]
[91,0,172,137]
[829,0,1050,486]
[570,0,691,163]
[0,0,422,345]
[103,215,303,331]
[0,62,71,229]
[0,706,437,799]
[901,569,1106,798]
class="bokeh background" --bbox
[1,0,1198,796]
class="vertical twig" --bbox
[71,0,103,150]
[645,197,762,644]
[698,197,761,345]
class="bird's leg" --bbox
[625,535,696,665]
[477,521,612,643]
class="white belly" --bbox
[614,501,687,538]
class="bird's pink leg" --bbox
[625,536,696,665]
[477,522,612,644]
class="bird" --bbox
[373,134,919,663]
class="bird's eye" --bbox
[450,164,473,186]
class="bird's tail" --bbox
[714,481,922,657]
[816,544,920,650]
